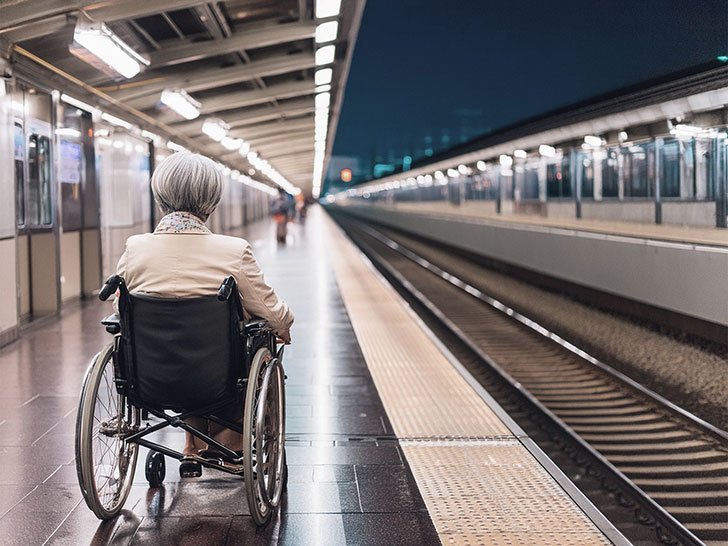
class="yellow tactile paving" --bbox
[322,213,613,545]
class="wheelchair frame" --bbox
[75,274,286,526]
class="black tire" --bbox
[145,450,166,488]
[76,343,139,519]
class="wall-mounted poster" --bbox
[60,140,82,184]
[60,139,83,231]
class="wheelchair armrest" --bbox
[245,318,270,331]
[101,313,121,335]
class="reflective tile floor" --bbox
[0,208,439,546]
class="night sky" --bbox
[331,0,728,180]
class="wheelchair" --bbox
[74,274,287,526]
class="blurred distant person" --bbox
[272,187,292,243]
[295,193,307,224]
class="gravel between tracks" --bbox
[376,226,728,432]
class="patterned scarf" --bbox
[154,211,211,234]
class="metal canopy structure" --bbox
[0,0,365,196]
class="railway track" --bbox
[332,211,728,546]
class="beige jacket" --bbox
[115,231,294,332]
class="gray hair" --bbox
[151,151,223,221]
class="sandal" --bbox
[179,457,202,478]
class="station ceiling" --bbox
[0,0,365,196]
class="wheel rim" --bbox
[77,345,138,518]
[245,347,286,523]
[254,363,284,508]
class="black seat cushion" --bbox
[128,294,236,411]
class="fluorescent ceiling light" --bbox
[55,128,81,138]
[160,89,200,120]
[315,92,331,109]
[315,21,339,43]
[315,68,333,86]
[315,45,336,66]
[499,154,513,167]
[247,151,258,162]
[71,21,149,79]
[101,112,133,129]
[60,94,96,113]
[167,141,187,152]
[239,141,251,155]
[619,131,628,142]
[221,136,242,150]
[315,84,332,93]
[584,135,602,146]
[447,168,459,178]
[538,145,556,157]
[513,149,527,159]
[476,160,487,171]
[202,118,228,141]
[316,0,342,18]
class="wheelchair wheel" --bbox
[145,450,165,488]
[75,342,139,520]
[243,347,286,526]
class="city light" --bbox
[538,145,556,157]
[160,89,201,120]
[315,45,336,66]
[315,68,333,86]
[316,0,342,18]
[315,21,339,43]
[71,21,149,79]
[202,118,228,141]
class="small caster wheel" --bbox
[145,450,165,488]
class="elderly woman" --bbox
[115,151,294,477]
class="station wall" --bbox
[335,204,728,329]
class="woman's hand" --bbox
[275,329,291,344]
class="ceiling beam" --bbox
[230,117,313,140]
[198,80,315,114]
[248,129,312,147]
[104,53,315,105]
[0,0,205,34]
[148,22,315,68]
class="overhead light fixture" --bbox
[315,92,331,109]
[141,130,162,145]
[315,45,336,66]
[476,160,487,171]
[538,145,556,157]
[315,84,332,93]
[457,164,470,175]
[101,112,133,130]
[60,94,97,114]
[447,168,460,178]
[584,135,602,147]
[160,89,201,120]
[55,128,81,138]
[499,154,513,167]
[315,68,333,86]
[316,0,342,18]
[221,136,242,150]
[618,131,628,142]
[513,149,527,159]
[167,141,187,153]
[239,141,251,155]
[247,151,259,162]
[202,118,228,141]
[315,21,339,43]
[70,21,149,80]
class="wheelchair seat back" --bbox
[125,294,240,412]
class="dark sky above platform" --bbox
[332,0,728,164]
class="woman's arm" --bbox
[236,242,294,335]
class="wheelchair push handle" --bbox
[99,275,122,301]
[217,275,236,301]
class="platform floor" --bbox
[0,207,614,545]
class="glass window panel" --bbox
[14,123,25,226]
[660,139,680,198]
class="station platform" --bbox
[0,207,619,546]
[345,201,728,247]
